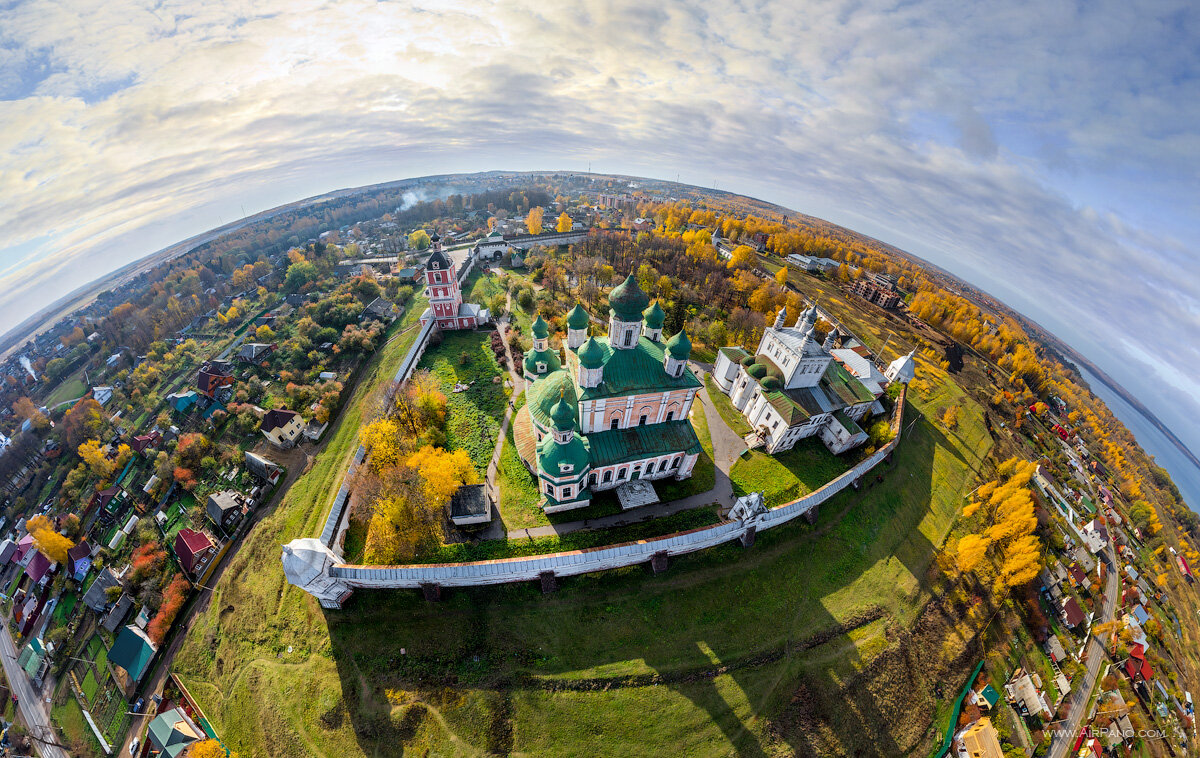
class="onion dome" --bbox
[642,301,665,329]
[762,376,782,391]
[523,347,560,376]
[538,432,590,477]
[429,231,440,242]
[665,329,692,360]
[608,274,650,321]
[578,336,607,369]
[747,362,768,380]
[531,314,550,339]
[527,370,576,427]
[550,390,576,431]
[566,304,590,330]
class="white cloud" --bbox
[0,0,1198,454]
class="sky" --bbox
[1,0,1198,457]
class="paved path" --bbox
[0,623,67,758]
[506,372,744,539]
[1045,542,1119,758]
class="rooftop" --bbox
[586,420,702,467]
[570,336,701,401]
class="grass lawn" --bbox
[730,437,853,507]
[495,413,546,531]
[51,697,104,756]
[52,591,77,625]
[81,669,99,703]
[418,330,507,475]
[45,367,87,407]
[703,375,752,436]
[173,317,993,757]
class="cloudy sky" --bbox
[1,0,1198,456]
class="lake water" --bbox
[1075,363,1200,513]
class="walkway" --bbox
[1045,542,1119,758]
[0,623,67,758]
[505,365,745,539]
[479,301,525,541]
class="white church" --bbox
[712,303,915,455]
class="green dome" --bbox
[531,315,550,339]
[523,347,560,376]
[527,370,576,428]
[550,391,576,431]
[642,301,665,329]
[665,329,692,360]
[608,275,650,321]
[761,376,782,391]
[578,336,607,369]
[746,362,767,380]
[740,355,756,367]
[566,304,590,330]
[538,433,590,479]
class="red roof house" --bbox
[25,551,53,585]
[174,529,216,578]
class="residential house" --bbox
[1004,670,1051,719]
[206,491,247,534]
[1067,564,1091,590]
[1124,643,1154,684]
[166,390,200,413]
[237,342,276,363]
[244,451,284,484]
[129,430,161,453]
[1043,635,1067,663]
[92,386,114,406]
[0,539,16,565]
[196,360,235,399]
[362,297,399,322]
[82,568,119,612]
[146,707,204,758]
[25,551,53,586]
[66,540,92,581]
[1080,519,1108,553]
[102,593,134,633]
[954,717,1004,758]
[1061,597,1086,629]
[970,684,1000,712]
[260,408,304,448]
[174,528,216,579]
[109,624,157,688]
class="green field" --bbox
[704,375,753,436]
[81,669,99,703]
[174,313,993,758]
[417,330,507,474]
[45,367,87,407]
[730,437,852,507]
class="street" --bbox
[1045,543,1119,758]
[0,622,67,758]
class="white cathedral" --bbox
[712,303,915,455]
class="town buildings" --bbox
[711,304,909,454]
[260,408,304,448]
[512,274,702,512]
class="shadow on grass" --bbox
[323,403,961,756]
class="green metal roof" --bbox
[572,336,701,401]
[550,392,576,430]
[531,314,550,338]
[642,301,665,329]
[821,360,876,405]
[718,346,750,362]
[762,390,814,426]
[537,432,591,477]
[833,409,865,436]
[978,684,1000,708]
[527,370,577,429]
[148,707,203,758]
[586,420,702,467]
[607,275,650,321]
[566,304,590,329]
[665,328,691,359]
[523,346,560,376]
[109,625,156,682]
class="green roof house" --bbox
[513,270,704,514]
[147,707,204,758]
[109,624,158,686]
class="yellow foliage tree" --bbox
[189,739,237,758]
[27,515,74,564]
[556,212,572,233]
[940,405,960,430]
[77,439,115,479]
[526,206,544,235]
[406,446,477,508]
[361,419,401,473]
[726,245,756,271]
[255,325,276,342]
[956,534,991,573]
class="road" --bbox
[1045,543,1119,758]
[0,623,67,758]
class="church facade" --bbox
[712,304,914,455]
[514,275,703,513]
[418,234,489,330]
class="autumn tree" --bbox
[526,206,544,235]
[408,229,431,250]
[78,439,117,480]
[189,739,237,758]
[726,245,756,271]
[953,459,1043,595]
[12,397,49,432]
[62,398,106,449]
[27,515,74,564]
[255,324,276,342]
[556,212,572,233]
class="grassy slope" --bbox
[704,375,753,437]
[418,331,507,475]
[173,323,991,758]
